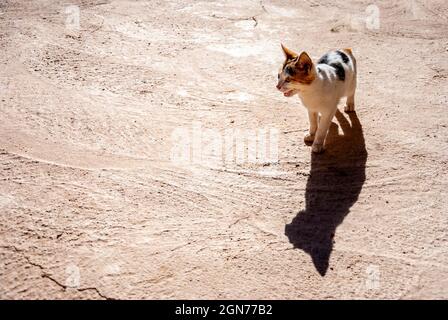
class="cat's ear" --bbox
[281,44,298,60]
[295,51,313,71]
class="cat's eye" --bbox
[277,74,280,80]
[285,66,296,76]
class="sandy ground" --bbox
[0,0,447,299]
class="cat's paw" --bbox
[344,103,355,113]
[304,133,315,143]
[311,142,325,153]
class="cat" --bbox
[276,44,357,153]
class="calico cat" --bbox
[276,44,357,153]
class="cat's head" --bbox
[276,44,315,97]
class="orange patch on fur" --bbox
[343,48,353,55]
[285,61,315,84]
[288,52,315,85]
[295,72,315,85]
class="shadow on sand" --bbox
[285,110,367,276]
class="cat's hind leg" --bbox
[345,93,355,113]
[345,71,357,113]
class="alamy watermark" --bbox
[65,263,81,288]
[365,264,381,290]
[331,4,380,32]
[170,122,279,169]
[64,5,80,31]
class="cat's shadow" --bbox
[285,110,367,276]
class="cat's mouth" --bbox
[283,90,295,97]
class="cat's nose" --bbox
[276,83,282,90]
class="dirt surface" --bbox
[1,0,447,299]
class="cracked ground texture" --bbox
[1,0,448,299]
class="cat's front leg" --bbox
[304,110,318,143]
[311,111,335,153]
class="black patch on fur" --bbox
[330,62,345,81]
[317,54,329,65]
[336,50,349,63]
